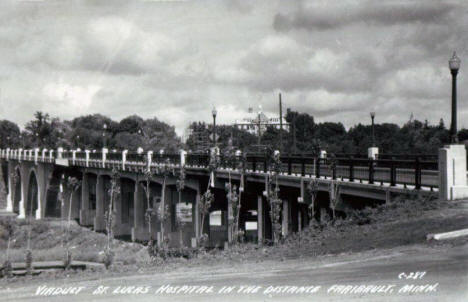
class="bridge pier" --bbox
[36,164,53,219]
[94,175,105,231]
[193,192,201,247]
[282,199,289,237]
[6,162,15,212]
[79,173,91,226]
[132,179,147,242]
[257,195,264,244]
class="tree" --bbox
[0,120,21,148]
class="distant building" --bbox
[234,105,289,135]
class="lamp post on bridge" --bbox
[102,123,108,148]
[449,51,461,143]
[212,107,217,148]
[370,111,376,147]
[368,112,378,159]
[439,51,468,201]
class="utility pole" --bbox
[279,93,283,152]
[293,114,297,154]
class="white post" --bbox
[72,150,77,165]
[28,149,32,159]
[319,150,327,159]
[6,148,10,160]
[122,150,128,170]
[368,147,379,160]
[102,148,108,168]
[180,149,187,167]
[57,147,64,159]
[439,144,468,200]
[18,148,22,161]
[42,149,48,161]
[85,150,90,167]
[34,148,39,164]
[147,151,153,171]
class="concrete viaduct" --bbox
[0,146,455,248]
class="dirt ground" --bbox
[1,195,467,284]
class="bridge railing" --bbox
[152,153,180,165]
[89,152,102,161]
[186,153,210,167]
[126,152,145,165]
[107,151,122,162]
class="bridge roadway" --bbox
[0,148,438,248]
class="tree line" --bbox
[0,112,181,152]
[186,110,462,155]
[0,110,465,155]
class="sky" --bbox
[1,0,468,136]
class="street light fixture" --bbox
[103,123,108,148]
[449,51,461,143]
[212,107,217,147]
[370,112,376,147]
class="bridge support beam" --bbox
[257,195,263,244]
[439,144,468,200]
[132,180,147,242]
[36,164,52,219]
[94,175,106,231]
[192,193,201,247]
[282,199,289,237]
[6,162,14,212]
[79,173,91,226]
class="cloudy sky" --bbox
[1,0,468,136]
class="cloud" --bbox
[273,1,455,32]
[1,0,468,136]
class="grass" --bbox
[1,194,467,282]
[0,218,150,265]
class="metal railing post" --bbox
[390,158,396,186]
[301,154,305,176]
[369,159,374,184]
[316,158,321,178]
[415,157,421,190]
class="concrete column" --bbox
[41,149,47,161]
[439,144,468,200]
[57,147,63,159]
[147,151,153,170]
[282,199,289,237]
[102,148,108,168]
[72,150,77,165]
[36,165,51,220]
[80,173,90,225]
[368,147,379,160]
[122,150,128,170]
[194,193,201,239]
[71,186,81,219]
[34,148,39,164]
[227,192,233,244]
[319,150,327,159]
[180,150,187,166]
[257,195,263,244]
[19,168,27,219]
[112,178,122,237]
[94,175,105,231]
[132,180,146,241]
[6,163,13,212]
[85,150,90,167]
